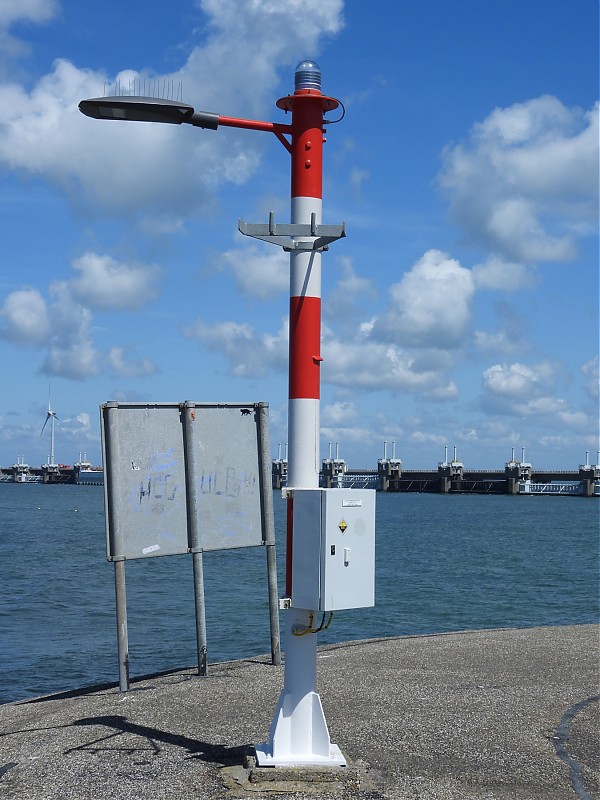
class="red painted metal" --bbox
[288,295,321,399]
[217,114,291,136]
[275,93,338,200]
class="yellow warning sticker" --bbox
[338,519,348,533]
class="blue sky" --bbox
[0,0,597,470]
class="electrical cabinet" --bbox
[291,488,375,611]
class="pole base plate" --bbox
[254,742,346,768]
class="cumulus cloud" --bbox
[0,253,161,379]
[372,249,474,348]
[181,301,461,399]
[0,0,58,26]
[439,96,598,263]
[42,339,100,380]
[0,279,98,376]
[108,347,159,378]
[218,244,288,299]
[0,0,59,72]
[0,0,344,222]
[474,329,521,357]
[472,256,536,292]
[0,287,51,344]
[180,249,470,400]
[182,316,288,377]
[321,401,358,427]
[324,257,377,328]
[483,361,555,402]
[320,335,459,397]
[474,302,529,357]
[480,360,590,430]
[581,356,599,402]
[70,252,161,310]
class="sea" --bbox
[1,483,598,704]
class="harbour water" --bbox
[1,484,597,704]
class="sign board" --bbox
[101,402,268,560]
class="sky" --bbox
[0,0,597,471]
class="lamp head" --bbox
[78,96,195,124]
[78,96,219,129]
[294,60,321,92]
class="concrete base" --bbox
[222,760,369,797]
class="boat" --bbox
[74,453,104,485]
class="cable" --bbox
[323,99,345,125]
[291,611,334,636]
[291,612,314,636]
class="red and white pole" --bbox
[255,61,345,767]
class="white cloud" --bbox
[472,256,536,292]
[408,430,447,446]
[373,249,474,348]
[0,253,161,379]
[108,347,159,378]
[480,360,591,430]
[324,257,377,326]
[482,361,555,402]
[70,252,161,311]
[486,198,575,261]
[219,244,288,299]
[350,167,369,196]
[0,1,344,221]
[42,338,100,380]
[181,305,461,399]
[0,287,51,344]
[181,316,288,377]
[581,356,599,402]
[474,330,521,357]
[439,96,599,263]
[322,329,459,398]
[0,0,58,26]
[0,283,103,380]
[321,401,358,426]
[0,0,59,71]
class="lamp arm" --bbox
[216,115,292,152]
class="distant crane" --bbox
[40,392,59,467]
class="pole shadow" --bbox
[68,715,249,766]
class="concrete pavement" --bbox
[1,624,598,799]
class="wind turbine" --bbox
[41,392,59,467]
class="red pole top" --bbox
[276,93,339,201]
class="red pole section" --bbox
[277,90,337,492]
[288,95,325,406]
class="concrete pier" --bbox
[1,624,598,799]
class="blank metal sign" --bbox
[184,403,264,551]
[101,402,265,560]
[102,402,188,560]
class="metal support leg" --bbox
[192,550,208,676]
[114,558,130,692]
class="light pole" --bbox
[80,60,352,768]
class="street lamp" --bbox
[80,61,371,770]
[79,95,219,128]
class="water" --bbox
[1,484,597,704]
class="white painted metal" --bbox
[291,488,376,611]
[256,186,341,765]
[287,398,320,488]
